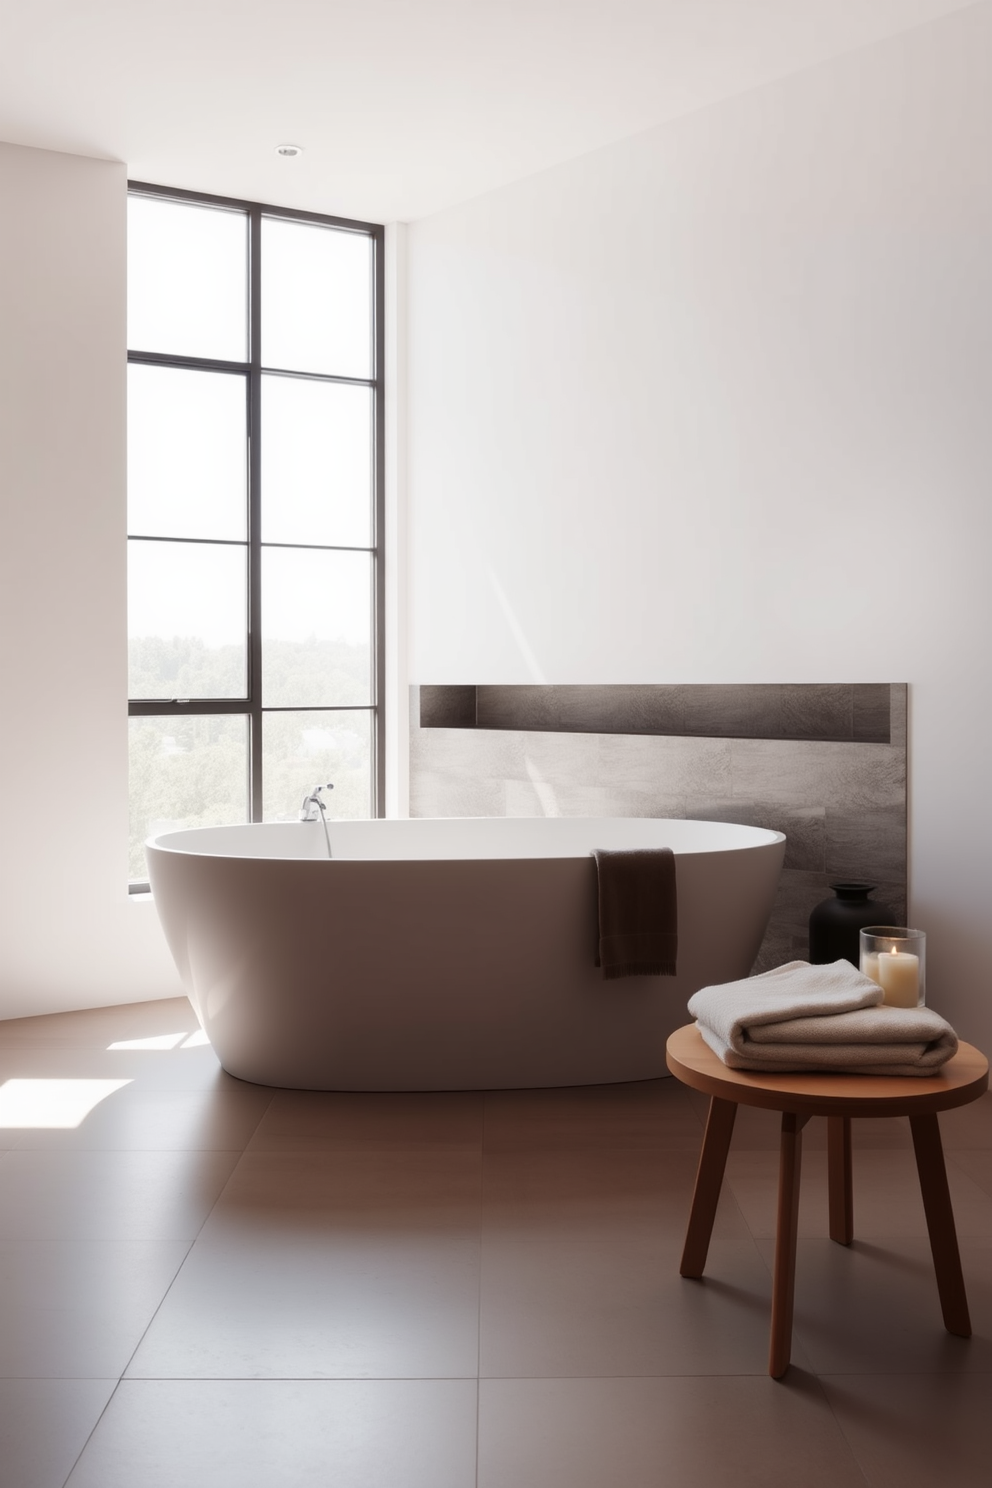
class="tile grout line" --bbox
[56,1086,277,1487]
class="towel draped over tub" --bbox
[592,846,678,980]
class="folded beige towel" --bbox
[688,960,958,1076]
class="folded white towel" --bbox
[688,960,958,1076]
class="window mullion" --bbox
[373,225,386,814]
[248,203,263,821]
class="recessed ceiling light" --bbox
[275,143,303,159]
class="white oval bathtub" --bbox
[146,817,785,1091]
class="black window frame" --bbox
[127,181,386,888]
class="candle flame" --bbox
[889,946,898,955]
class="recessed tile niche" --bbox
[410,683,907,973]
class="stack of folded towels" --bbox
[688,959,958,1076]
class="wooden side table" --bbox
[666,1023,989,1378]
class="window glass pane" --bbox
[128,364,247,540]
[128,195,247,361]
[128,541,247,698]
[261,376,372,547]
[261,218,371,378]
[262,710,372,822]
[262,549,372,707]
[128,716,249,879]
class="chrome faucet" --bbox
[299,782,334,822]
[299,782,335,859]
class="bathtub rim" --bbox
[145,815,787,866]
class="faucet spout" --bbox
[299,782,335,822]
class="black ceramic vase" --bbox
[808,882,896,968]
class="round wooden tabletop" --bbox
[666,1023,989,1118]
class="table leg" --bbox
[769,1111,809,1379]
[827,1116,854,1245]
[909,1113,971,1337]
[680,1097,737,1279]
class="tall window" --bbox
[126,185,384,885]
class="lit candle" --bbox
[877,947,920,1007]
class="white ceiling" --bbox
[0,0,978,222]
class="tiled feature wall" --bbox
[410,684,907,974]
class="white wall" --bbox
[0,142,184,1019]
[406,5,992,1047]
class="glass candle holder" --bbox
[860,927,926,1007]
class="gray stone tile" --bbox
[512,730,602,784]
[598,733,733,796]
[598,789,687,820]
[752,928,799,975]
[410,726,525,780]
[409,773,507,819]
[780,684,853,741]
[890,682,908,750]
[503,779,621,818]
[503,779,688,822]
[770,871,843,940]
[682,683,784,739]
[557,685,687,736]
[476,686,563,732]
[825,806,907,882]
[865,881,907,925]
[852,683,892,743]
[418,685,477,729]
[729,739,905,809]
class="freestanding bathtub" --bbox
[147,817,785,1091]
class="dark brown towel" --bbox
[592,847,678,979]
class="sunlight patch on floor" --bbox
[0,1078,133,1128]
[107,1033,190,1051]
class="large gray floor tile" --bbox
[482,1077,704,1153]
[0,1149,240,1240]
[127,1149,483,1379]
[126,1225,482,1380]
[8,1083,272,1151]
[0,1239,188,1377]
[0,1378,116,1488]
[481,1143,702,1224]
[478,1376,866,1488]
[0,1042,235,1092]
[940,1091,992,1150]
[65,1379,478,1488]
[214,1146,484,1223]
[727,1148,992,1240]
[480,1220,800,1377]
[823,1374,992,1488]
[759,1235,992,1374]
[247,1089,483,1153]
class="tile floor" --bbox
[1,996,991,1486]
